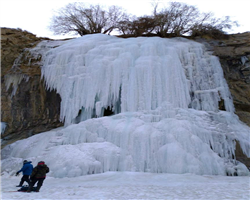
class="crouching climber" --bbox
[16,160,33,187]
[27,161,49,192]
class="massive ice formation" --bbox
[41,34,234,125]
[1,34,249,178]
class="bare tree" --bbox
[117,16,157,36]
[105,5,130,34]
[154,2,199,37]
[117,20,134,35]
[191,13,238,37]
[49,3,128,36]
[150,0,161,16]
[153,2,237,37]
[133,16,158,36]
[49,2,238,38]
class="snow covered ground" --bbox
[1,171,249,199]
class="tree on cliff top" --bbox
[49,3,128,36]
[49,2,238,38]
[152,2,238,37]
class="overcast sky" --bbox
[0,0,249,39]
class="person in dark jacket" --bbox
[27,161,49,192]
[16,160,33,187]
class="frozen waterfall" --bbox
[1,34,249,178]
[41,34,234,125]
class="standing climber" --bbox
[16,160,33,187]
[27,161,49,192]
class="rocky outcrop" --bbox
[195,32,250,127]
[216,33,250,170]
[214,33,250,127]
[1,28,63,147]
[195,33,250,170]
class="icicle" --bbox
[1,122,7,134]
[241,56,248,66]
[4,74,29,97]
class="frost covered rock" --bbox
[197,32,250,126]
[1,28,63,146]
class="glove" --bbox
[16,172,19,176]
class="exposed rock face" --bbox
[1,28,63,147]
[196,32,250,126]
[213,32,250,127]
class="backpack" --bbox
[18,185,37,192]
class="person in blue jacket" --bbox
[16,160,33,187]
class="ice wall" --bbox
[41,34,234,125]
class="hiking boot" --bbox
[16,185,22,187]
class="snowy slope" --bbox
[1,34,250,178]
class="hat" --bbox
[38,161,45,165]
[23,160,28,164]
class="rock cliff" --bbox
[214,33,250,127]
[196,32,250,127]
[1,28,249,161]
[1,28,63,146]
[209,33,250,169]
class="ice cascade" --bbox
[41,34,234,125]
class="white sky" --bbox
[0,0,249,39]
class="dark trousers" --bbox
[19,175,30,186]
[28,178,45,192]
